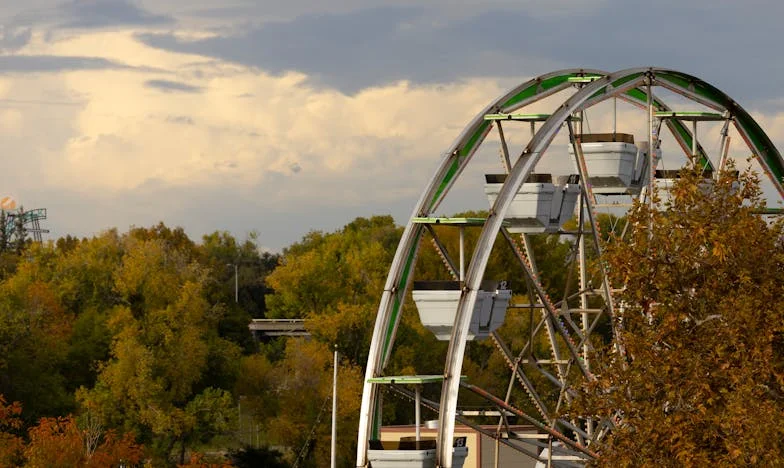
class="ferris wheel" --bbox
[355,68,784,467]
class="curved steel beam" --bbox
[434,67,784,467]
[357,67,784,468]
[586,87,713,169]
[355,68,606,467]
[583,73,779,174]
[649,70,784,196]
[435,70,631,467]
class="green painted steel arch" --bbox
[356,67,784,468]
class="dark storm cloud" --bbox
[144,79,203,93]
[0,28,32,52]
[136,1,784,104]
[136,6,451,93]
[57,0,173,28]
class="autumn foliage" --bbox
[6,184,781,467]
[26,415,144,467]
[576,166,784,466]
[0,395,24,466]
[0,396,144,467]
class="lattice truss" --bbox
[356,68,784,468]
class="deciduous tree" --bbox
[25,415,144,467]
[575,166,784,466]
[0,395,24,466]
[79,235,240,464]
[0,254,73,418]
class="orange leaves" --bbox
[0,395,24,466]
[710,242,729,262]
[0,394,23,430]
[1,408,145,468]
[88,430,145,466]
[25,416,85,467]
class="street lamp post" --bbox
[331,345,338,468]
[227,263,238,303]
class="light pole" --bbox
[227,263,238,303]
[238,395,245,445]
[331,344,338,468]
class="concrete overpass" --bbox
[248,319,309,339]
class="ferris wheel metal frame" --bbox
[355,67,784,467]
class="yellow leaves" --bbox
[711,241,729,261]
[52,231,123,308]
[0,224,266,463]
[235,354,278,421]
[254,338,364,463]
[586,166,784,465]
[77,228,236,453]
[306,302,373,346]
[114,237,204,311]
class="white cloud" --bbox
[2,0,783,249]
[0,28,511,246]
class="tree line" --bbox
[0,166,782,466]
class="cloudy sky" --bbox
[1,0,783,250]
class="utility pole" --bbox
[331,345,338,468]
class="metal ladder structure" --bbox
[4,208,49,243]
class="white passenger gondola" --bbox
[568,133,660,194]
[484,173,580,233]
[368,438,468,468]
[412,280,511,341]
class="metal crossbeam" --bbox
[484,113,582,122]
[653,111,726,121]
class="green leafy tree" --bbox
[266,216,401,365]
[262,339,363,468]
[54,234,81,253]
[575,166,784,466]
[53,231,124,392]
[200,230,279,354]
[0,249,74,419]
[200,231,279,317]
[0,210,8,253]
[12,207,26,254]
[261,217,415,465]
[79,234,240,464]
[0,222,286,463]
[263,214,580,428]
